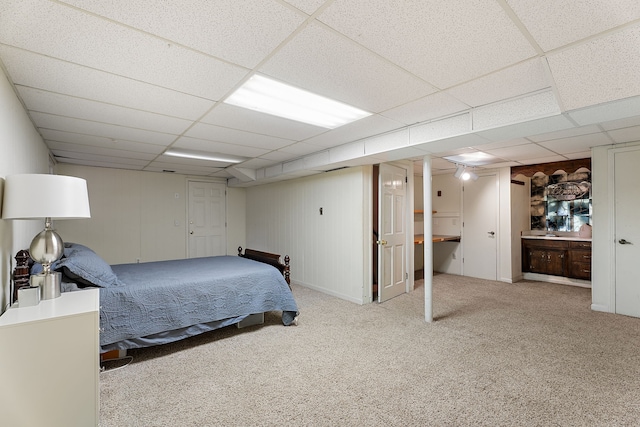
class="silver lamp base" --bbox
[30,271,61,300]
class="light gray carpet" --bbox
[100,274,640,426]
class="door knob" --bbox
[190,231,194,235]
[376,240,387,245]
[488,231,495,236]
[619,239,632,245]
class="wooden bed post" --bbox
[284,255,290,286]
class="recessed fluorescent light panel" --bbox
[164,149,245,164]
[443,152,502,166]
[224,74,372,129]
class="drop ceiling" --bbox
[1,0,640,185]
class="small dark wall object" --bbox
[13,249,32,303]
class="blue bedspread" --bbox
[99,256,298,348]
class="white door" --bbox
[378,164,407,302]
[188,181,226,258]
[614,148,640,317]
[462,174,498,280]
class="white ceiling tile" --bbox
[470,138,530,151]
[259,22,437,113]
[506,0,640,51]
[381,92,469,126]
[0,0,247,99]
[472,90,560,131]
[185,123,293,151]
[410,113,471,145]
[548,26,640,111]
[143,162,219,175]
[54,156,145,170]
[31,112,177,145]
[200,104,325,142]
[447,58,550,107]
[0,46,214,119]
[47,140,158,161]
[537,132,612,154]
[564,151,593,160]
[483,143,556,161]
[430,157,459,169]
[607,125,640,144]
[528,125,599,143]
[62,0,306,69]
[414,132,490,155]
[568,95,640,126]
[600,114,640,131]
[18,87,192,135]
[41,129,166,154]
[156,155,231,169]
[276,142,323,156]
[518,155,568,165]
[303,115,404,148]
[236,158,279,170]
[172,137,269,158]
[282,0,327,14]
[259,150,301,163]
[319,0,536,88]
[476,114,575,142]
[50,149,150,167]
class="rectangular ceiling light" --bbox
[224,74,372,129]
[164,149,245,164]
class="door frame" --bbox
[371,161,415,303]
[186,179,227,258]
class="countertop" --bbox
[521,235,591,242]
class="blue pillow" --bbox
[55,243,120,287]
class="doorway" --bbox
[462,173,498,280]
[372,163,411,303]
[187,181,226,258]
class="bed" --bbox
[14,243,299,352]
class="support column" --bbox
[423,155,433,322]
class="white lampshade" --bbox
[2,174,91,220]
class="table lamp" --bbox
[1,174,91,299]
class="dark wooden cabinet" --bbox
[568,241,592,280]
[522,238,591,280]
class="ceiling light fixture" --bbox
[164,149,245,164]
[453,164,478,181]
[224,74,372,129]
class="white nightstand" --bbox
[0,288,100,427]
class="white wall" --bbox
[55,164,245,264]
[431,173,462,275]
[0,67,51,313]
[245,166,372,304]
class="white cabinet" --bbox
[0,289,100,427]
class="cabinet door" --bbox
[527,248,548,273]
[547,250,566,276]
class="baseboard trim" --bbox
[523,272,591,288]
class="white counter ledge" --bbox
[521,234,591,242]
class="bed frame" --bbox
[238,246,291,287]
[11,247,291,302]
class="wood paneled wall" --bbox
[246,166,372,304]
